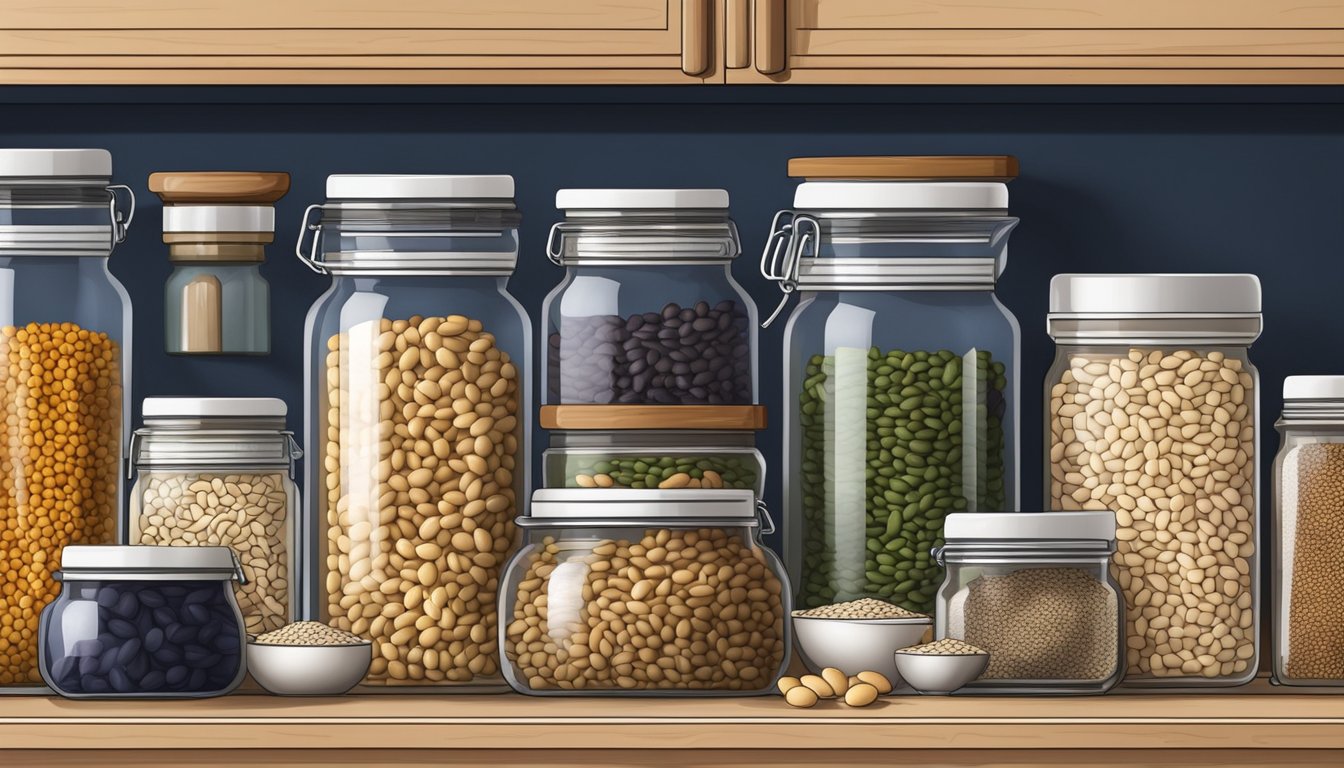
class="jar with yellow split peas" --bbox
[297,175,529,691]
[0,149,135,691]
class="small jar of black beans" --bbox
[38,545,247,699]
[543,189,757,406]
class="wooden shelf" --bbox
[4,679,1344,766]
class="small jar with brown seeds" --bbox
[300,174,531,691]
[501,489,791,695]
[1045,274,1261,687]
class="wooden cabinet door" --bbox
[728,0,1344,84]
[0,0,719,84]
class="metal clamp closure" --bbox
[759,210,818,328]
[756,499,777,536]
[294,203,327,274]
[106,185,135,250]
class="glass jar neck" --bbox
[1277,401,1344,429]
[936,541,1115,565]
[548,211,739,266]
[1047,316,1262,347]
[549,430,757,451]
[132,420,299,472]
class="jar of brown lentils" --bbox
[0,149,134,691]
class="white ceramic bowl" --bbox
[246,641,372,696]
[892,650,989,695]
[792,615,931,687]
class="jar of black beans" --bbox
[38,545,246,699]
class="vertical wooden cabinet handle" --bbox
[682,0,710,76]
[727,0,750,69]
[754,0,786,75]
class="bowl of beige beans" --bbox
[791,598,932,688]
[247,621,372,696]
[893,638,990,695]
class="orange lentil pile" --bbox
[0,322,121,686]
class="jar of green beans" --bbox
[761,156,1022,613]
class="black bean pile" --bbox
[548,300,751,405]
[42,581,243,696]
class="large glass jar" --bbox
[1046,273,1262,686]
[0,148,135,691]
[128,397,301,636]
[298,174,530,691]
[542,189,757,406]
[762,157,1021,615]
[38,545,246,699]
[501,489,790,695]
[543,429,765,495]
[1271,376,1344,686]
[935,511,1123,695]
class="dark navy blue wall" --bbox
[5,86,1344,552]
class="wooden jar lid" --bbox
[148,171,291,204]
[540,405,767,431]
[788,156,1018,182]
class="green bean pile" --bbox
[564,455,759,490]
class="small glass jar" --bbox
[150,172,289,355]
[1272,376,1344,686]
[128,397,301,636]
[38,545,247,699]
[0,148,134,691]
[543,430,765,495]
[934,511,1123,695]
[762,157,1022,615]
[1046,273,1262,687]
[501,489,790,695]
[542,189,757,406]
[298,174,530,691]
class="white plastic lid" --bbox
[944,511,1117,542]
[325,174,514,201]
[793,181,1008,211]
[556,188,729,211]
[162,205,275,233]
[1049,274,1262,316]
[1283,376,1344,401]
[0,148,112,179]
[142,397,287,419]
[60,545,240,578]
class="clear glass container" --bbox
[934,511,1123,694]
[128,397,301,636]
[543,430,765,495]
[1271,376,1344,686]
[297,174,530,691]
[542,189,757,406]
[38,545,246,699]
[501,489,790,695]
[762,158,1021,616]
[150,172,289,355]
[0,148,135,691]
[1045,273,1262,687]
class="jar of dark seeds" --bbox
[543,189,756,406]
[762,157,1022,614]
[934,511,1123,695]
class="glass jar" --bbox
[1046,273,1261,686]
[501,489,790,695]
[128,397,301,636]
[0,148,134,691]
[1271,376,1344,686]
[149,172,289,355]
[543,430,765,495]
[934,511,1123,695]
[297,174,529,691]
[762,157,1021,615]
[38,545,246,699]
[542,189,756,406]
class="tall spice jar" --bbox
[1045,273,1261,686]
[297,175,529,690]
[1271,376,1344,686]
[761,156,1021,614]
[0,149,134,691]
[128,397,301,636]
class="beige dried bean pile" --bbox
[959,567,1117,680]
[324,314,520,686]
[134,473,290,634]
[899,638,985,655]
[255,621,366,646]
[792,597,927,620]
[505,528,785,691]
[777,668,887,708]
[1049,349,1255,679]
